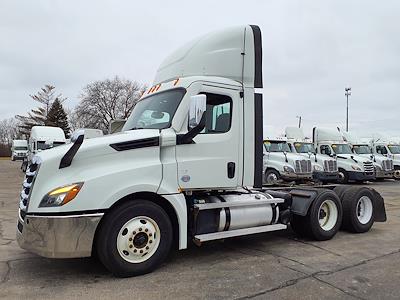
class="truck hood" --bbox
[267,152,310,165]
[336,154,372,164]
[36,129,160,164]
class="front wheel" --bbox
[394,168,400,180]
[337,169,349,184]
[264,169,280,185]
[96,200,173,277]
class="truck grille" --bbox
[19,159,40,213]
[363,161,374,174]
[382,160,394,171]
[324,160,338,172]
[295,160,312,173]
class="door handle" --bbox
[227,162,235,178]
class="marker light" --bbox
[39,182,84,207]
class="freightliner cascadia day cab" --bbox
[367,137,400,180]
[313,128,375,183]
[11,140,28,161]
[262,134,313,185]
[21,126,66,172]
[285,127,338,183]
[17,25,387,277]
[342,132,394,180]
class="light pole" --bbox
[345,87,351,131]
[296,115,302,128]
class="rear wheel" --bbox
[291,190,342,241]
[394,168,400,180]
[341,187,375,233]
[96,200,173,277]
[264,169,280,185]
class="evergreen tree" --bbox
[16,85,66,135]
[47,99,71,137]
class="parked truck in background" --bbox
[21,126,66,172]
[366,137,400,180]
[11,140,28,161]
[342,132,394,180]
[16,25,387,277]
[313,128,375,183]
[285,127,338,183]
[263,135,313,184]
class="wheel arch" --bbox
[93,191,184,256]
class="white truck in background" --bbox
[342,132,394,180]
[11,140,28,161]
[21,126,66,172]
[285,127,338,183]
[366,137,400,180]
[313,128,375,183]
[263,134,313,185]
[17,25,387,277]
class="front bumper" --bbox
[348,171,375,181]
[281,172,312,181]
[375,169,394,179]
[313,171,339,182]
[17,210,103,258]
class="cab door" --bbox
[175,84,242,190]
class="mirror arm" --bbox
[176,114,206,145]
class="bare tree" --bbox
[16,85,67,135]
[72,77,146,132]
[0,118,21,145]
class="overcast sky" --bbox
[1,0,399,137]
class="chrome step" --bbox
[193,198,284,211]
[194,223,287,244]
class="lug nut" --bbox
[149,233,152,237]
[146,246,149,250]
[139,228,142,231]
[132,231,136,235]
[140,250,143,254]
[129,238,132,241]
[145,228,148,232]
[149,240,153,244]
[129,245,133,248]
[134,249,137,253]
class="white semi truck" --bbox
[285,127,338,183]
[313,128,375,183]
[21,126,66,172]
[263,135,313,184]
[342,132,394,180]
[367,137,400,180]
[17,25,386,277]
[11,140,28,161]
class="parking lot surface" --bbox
[0,159,399,299]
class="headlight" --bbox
[39,182,84,207]
[313,165,323,171]
[283,166,295,173]
[351,165,362,171]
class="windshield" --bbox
[123,88,186,131]
[332,144,353,154]
[264,141,291,152]
[293,142,314,153]
[353,145,371,154]
[388,145,400,154]
[14,146,27,151]
[37,141,51,150]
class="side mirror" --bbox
[188,95,207,129]
[177,94,207,145]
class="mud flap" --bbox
[288,189,319,216]
[370,188,387,222]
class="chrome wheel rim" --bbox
[266,173,278,184]
[318,199,338,231]
[356,196,373,224]
[117,216,160,263]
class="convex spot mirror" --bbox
[188,94,206,129]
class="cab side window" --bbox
[201,93,232,134]
[376,146,388,155]
[320,145,331,155]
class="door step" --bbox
[193,198,284,211]
[193,223,287,245]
